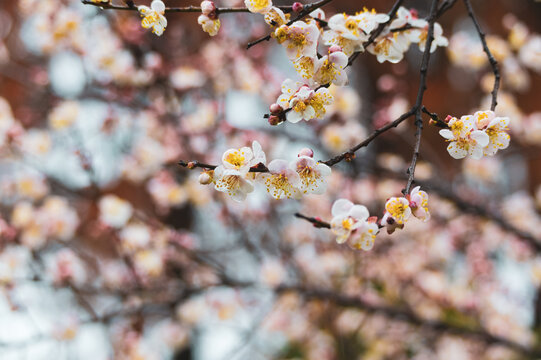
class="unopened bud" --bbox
[444,115,453,123]
[268,115,281,126]
[344,152,356,162]
[329,45,342,53]
[187,161,196,169]
[269,103,282,115]
[429,119,437,126]
[201,1,215,15]
[298,148,314,158]
[292,2,304,12]
[199,171,213,185]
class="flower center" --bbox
[225,152,246,168]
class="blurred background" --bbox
[0,0,541,359]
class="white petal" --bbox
[332,199,353,217]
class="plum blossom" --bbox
[198,15,220,36]
[356,8,390,34]
[264,7,288,28]
[277,80,334,122]
[138,1,167,36]
[368,32,410,63]
[263,159,301,199]
[214,167,255,202]
[220,141,262,175]
[408,186,430,221]
[439,115,490,159]
[472,111,511,156]
[274,22,319,60]
[347,220,380,251]
[330,199,369,244]
[381,196,411,233]
[293,149,331,194]
[98,195,133,228]
[327,13,369,42]
[313,49,349,86]
[244,0,272,14]
[410,21,449,52]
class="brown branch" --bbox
[463,0,500,111]
[177,160,269,173]
[81,0,295,14]
[246,0,334,50]
[294,213,331,228]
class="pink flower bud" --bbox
[298,148,314,158]
[198,172,212,185]
[268,115,281,126]
[201,1,215,15]
[269,103,282,115]
[292,2,304,12]
[328,45,342,53]
[187,161,196,169]
[444,115,453,123]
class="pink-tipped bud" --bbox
[201,1,215,15]
[410,9,418,19]
[269,103,282,115]
[292,2,304,12]
[328,45,342,53]
[187,161,196,169]
[298,148,314,158]
[268,115,281,126]
[198,172,212,185]
[444,115,453,123]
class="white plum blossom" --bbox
[313,49,349,86]
[244,0,272,14]
[98,195,133,228]
[439,115,490,159]
[277,80,334,123]
[472,110,510,156]
[356,8,390,34]
[330,199,370,244]
[381,196,411,233]
[368,32,410,63]
[263,159,301,199]
[410,21,449,52]
[138,0,167,36]
[264,7,288,28]
[293,149,331,194]
[214,168,254,202]
[198,15,220,36]
[347,220,379,251]
[327,13,369,42]
[408,186,430,221]
[274,22,320,60]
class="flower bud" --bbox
[198,172,213,185]
[329,45,342,53]
[269,103,282,115]
[268,115,281,126]
[201,1,215,15]
[298,148,314,158]
[292,2,304,12]
[444,115,453,123]
[187,161,196,169]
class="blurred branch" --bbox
[294,213,331,228]
[463,0,500,111]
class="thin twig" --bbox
[294,213,331,228]
[81,0,295,14]
[463,0,500,111]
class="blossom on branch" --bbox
[330,198,379,250]
[138,1,167,36]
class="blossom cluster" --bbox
[439,110,510,159]
[255,5,448,125]
[200,142,331,202]
[330,186,430,251]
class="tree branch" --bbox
[463,0,500,111]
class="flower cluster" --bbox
[381,186,430,234]
[330,199,379,251]
[201,142,331,202]
[138,0,167,36]
[250,5,448,125]
[198,1,221,36]
[439,110,510,159]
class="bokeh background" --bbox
[0,0,541,359]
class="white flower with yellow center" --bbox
[221,145,254,175]
[98,195,133,228]
[483,116,511,156]
[313,50,349,86]
[408,186,430,221]
[214,167,254,202]
[293,150,331,194]
[348,220,379,251]
[287,86,317,123]
[244,0,272,14]
[356,8,390,34]
[138,0,167,36]
[309,87,334,118]
[381,196,411,234]
[275,22,319,60]
[293,56,317,81]
[330,199,370,244]
[327,13,368,41]
[439,115,489,159]
[367,32,410,63]
[321,30,363,56]
[262,159,301,199]
[409,20,448,52]
[198,15,220,36]
[264,6,288,28]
